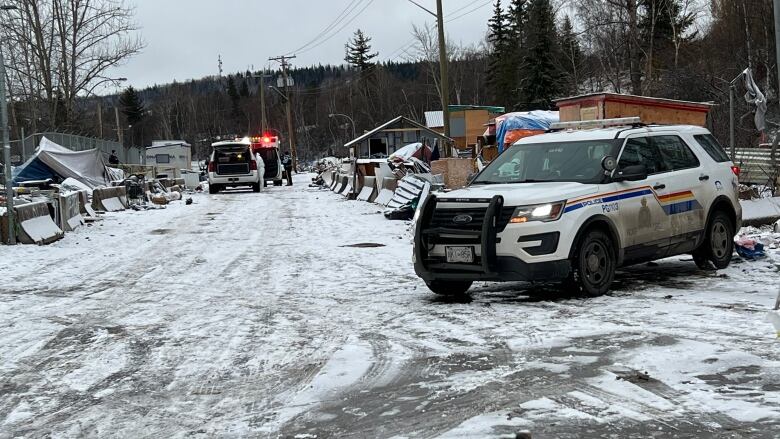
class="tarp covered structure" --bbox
[12,137,122,188]
[496,110,559,152]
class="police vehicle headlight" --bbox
[510,202,565,223]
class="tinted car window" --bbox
[472,139,622,184]
[653,135,699,171]
[618,137,664,174]
[214,146,251,164]
[694,134,730,162]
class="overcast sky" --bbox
[106,0,494,91]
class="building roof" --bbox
[148,140,191,149]
[425,105,506,129]
[424,111,444,128]
[555,92,714,112]
[344,116,453,148]
[447,104,506,113]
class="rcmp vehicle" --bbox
[207,138,263,193]
[413,118,742,296]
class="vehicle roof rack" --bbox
[548,117,643,131]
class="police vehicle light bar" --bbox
[549,117,642,130]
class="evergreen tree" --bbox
[518,0,561,109]
[639,0,696,73]
[118,86,145,125]
[226,75,241,116]
[507,0,528,63]
[239,79,250,98]
[486,0,515,109]
[558,15,582,95]
[344,29,378,73]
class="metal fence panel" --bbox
[6,132,140,165]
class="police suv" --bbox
[207,138,263,193]
[413,118,742,296]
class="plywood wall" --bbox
[604,102,707,126]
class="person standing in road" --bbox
[282,151,293,186]
[108,150,120,166]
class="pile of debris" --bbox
[1,137,195,245]
[311,153,447,221]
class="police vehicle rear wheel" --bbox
[209,184,219,194]
[274,179,283,186]
[570,229,616,297]
[252,182,261,192]
[425,280,473,296]
[696,211,734,270]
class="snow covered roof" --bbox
[148,140,191,149]
[344,116,452,148]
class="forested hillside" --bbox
[5,0,776,159]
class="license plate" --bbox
[446,246,474,263]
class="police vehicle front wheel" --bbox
[425,280,473,296]
[569,229,616,297]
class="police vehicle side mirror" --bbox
[466,172,477,185]
[601,155,617,172]
[612,164,648,182]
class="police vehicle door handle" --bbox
[699,174,710,181]
[653,183,666,190]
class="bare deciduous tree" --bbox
[1,0,143,128]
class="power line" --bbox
[285,0,364,55]
[278,0,489,96]
[296,0,377,56]
[445,0,493,23]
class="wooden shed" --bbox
[555,93,713,127]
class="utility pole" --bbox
[97,101,103,138]
[254,70,270,134]
[20,126,24,162]
[260,74,267,134]
[408,0,451,157]
[269,54,298,170]
[1,43,15,244]
[1,4,16,244]
[435,0,451,157]
[114,106,123,146]
[773,0,780,170]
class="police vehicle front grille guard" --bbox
[415,194,504,276]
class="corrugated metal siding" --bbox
[425,111,444,128]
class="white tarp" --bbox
[743,68,767,132]
[16,137,121,188]
[389,143,422,161]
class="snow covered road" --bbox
[2,174,780,438]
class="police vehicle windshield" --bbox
[472,139,623,185]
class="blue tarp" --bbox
[11,137,117,188]
[13,157,58,183]
[496,110,559,152]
